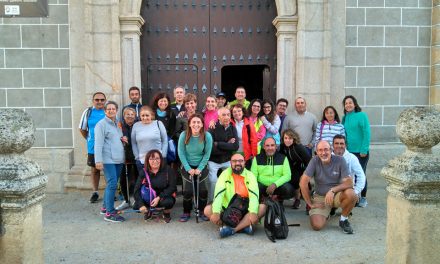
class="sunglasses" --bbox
[94,98,105,102]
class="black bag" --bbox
[221,194,249,228]
[264,197,289,242]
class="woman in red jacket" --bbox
[230,104,258,169]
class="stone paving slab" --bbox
[43,167,386,264]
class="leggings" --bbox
[180,166,209,214]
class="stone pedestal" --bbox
[381,107,440,264]
[0,109,47,264]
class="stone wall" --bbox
[345,0,432,143]
[0,0,73,192]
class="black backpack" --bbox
[264,198,290,242]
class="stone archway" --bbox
[118,0,299,106]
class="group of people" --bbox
[79,85,370,237]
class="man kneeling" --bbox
[300,140,358,234]
[204,153,266,238]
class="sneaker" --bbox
[219,226,235,238]
[115,201,130,211]
[104,212,125,223]
[89,192,99,203]
[339,219,354,234]
[357,197,368,208]
[241,225,254,236]
[163,213,171,223]
[179,213,190,222]
[144,210,153,220]
[292,199,301,209]
[100,207,106,215]
[199,214,209,222]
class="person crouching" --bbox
[204,153,266,238]
[133,149,177,223]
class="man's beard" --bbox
[232,165,244,174]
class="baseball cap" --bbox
[216,92,226,98]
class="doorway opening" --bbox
[221,65,270,103]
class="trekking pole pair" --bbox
[190,173,200,223]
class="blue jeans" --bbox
[103,163,123,214]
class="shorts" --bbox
[309,192,342,217]
[87,154,96,167]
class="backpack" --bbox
[264,197,289,242]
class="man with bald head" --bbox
[282,96,317,155]
[207,107,239,201]
[204,153,266,238]
[251,137,293,202]
[300,140,357,234]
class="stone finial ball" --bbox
[396,107,440,150]
[0,109,35,154]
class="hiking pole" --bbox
[191,174,199,223]
[125,163,130,206]
[196,173,200,223]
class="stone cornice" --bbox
[382,151,440,201]
[119,15,145,36]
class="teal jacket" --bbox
[342,111,370,154]
[250,151,291,187]
[212,168,260,214]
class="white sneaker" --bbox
[115,201,130,211]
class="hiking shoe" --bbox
[292,199,301,209]
[100,207,106,215]
[163,213,171,223]
[115,201,130,211]
[199,214,209,222]
[89,192,99,203]
[357,197,368,208]
[179,213,190,222]
[241,225,254,236]
[330,208,336,216]
[339,219,354,234]
[104,212,125,223]
[219,226,235,238]
[144,211,153,220]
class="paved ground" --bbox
[43,164,387,264]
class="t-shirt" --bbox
[78,107,105,154]
[233,173,249,198]
[304,155,349,196]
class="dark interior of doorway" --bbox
[221,65,266,102]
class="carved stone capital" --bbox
[119,15,145,36]
[273,16,298,36]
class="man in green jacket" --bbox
[204,153,266,238]
[251,137,294,201]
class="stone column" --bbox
[273,16,298,103]
[0,109,47,264]
[381,107,440,263]
[431,1,440,109]
[119,15,145,106]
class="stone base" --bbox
[25,148,74,193]
[65,164,107,191]
[386,195,440,263]
[0,203,44,264]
